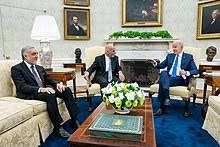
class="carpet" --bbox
[40,96,219,147]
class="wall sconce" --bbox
[31,10,60,70]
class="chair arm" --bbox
[85,71,96,87]
[187,74,199,91]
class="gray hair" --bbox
[172,40,184,48]
[21,46,35,60]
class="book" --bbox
[89,113,143,142]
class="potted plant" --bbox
[108,30,172,40]
[101,82,145,114]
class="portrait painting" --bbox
[122,0,163,27]
[64,8,90,40]
[197,1,220,39]
[64,0,90,6]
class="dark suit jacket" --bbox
[87,54,121,84]
[203,18,220,34]
[11,62,57,100]
[155,52,199,82]
[68,24,86,36]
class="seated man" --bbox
[84,43,125,88]
[150,40,199,117]
[11,46,80,138]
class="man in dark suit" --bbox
[68,16,86,36]
[11,46,80,138]
[84,43,125,88]
[150,40,199,117]
[203,9,220,34]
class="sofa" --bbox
[202,95,220,144]
[0,60,70,147]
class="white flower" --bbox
[125,91,135,101]
[109,95,116,103]
[118,92,124,100]
[137,90,144,98]
[101,82,145,108]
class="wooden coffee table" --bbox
[68,99,156,147]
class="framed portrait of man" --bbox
[64,0,90,6]
[64,8,90,40]
[197,1,220,39]
[122,0,163,27]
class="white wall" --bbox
[0,0,220,61]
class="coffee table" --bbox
[68,99,156,147]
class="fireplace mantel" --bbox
[104,38,178,43]
[104,38,178,61]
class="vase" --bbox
[114,106,133,114]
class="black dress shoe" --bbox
[54,127,70,138]
[72,120,80,130]
[154,108,164,116]
[183,111,192,118]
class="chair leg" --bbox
[184,99,191,117]
[86,90,93,112]
[192,94,197,107]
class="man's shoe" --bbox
[154,108,164,116]
[164,98,170,106]
[54,127,71,138]
[72,120,80,130]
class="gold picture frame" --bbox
[122,0,163,27]
[64,0,90,6]
[64,8,90,40]
[197,0,220,39]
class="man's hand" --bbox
[119,71,125,81]
[84,71,90,81]
[57,82,66,93]
[179,69,186,76]
[147,59,157,65]
[38,87,55,94]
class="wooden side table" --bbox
[63,63,86,75]
[46,68,77,98]
[199,62,220,103]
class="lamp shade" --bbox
[31,15,60,41]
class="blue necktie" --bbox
[171,55,178,77]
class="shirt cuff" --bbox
[186,71,190,76]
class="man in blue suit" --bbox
[151,40,199,117]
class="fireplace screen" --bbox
[120,59,159,87]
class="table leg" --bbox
[215,89,220,96]
[203,83,207,104]
[212,86,216,95]
[73,78,76,98]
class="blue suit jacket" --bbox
[155,52,199,76]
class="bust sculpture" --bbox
[206,46,217,62]
[75,48,82,63]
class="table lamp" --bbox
[31,10,60,70]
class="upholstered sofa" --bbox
[0,60,70,147]
[202,95,220,144]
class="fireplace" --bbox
[121,59,159,87]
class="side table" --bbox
[46,68,77,98]
[63,63,86,75]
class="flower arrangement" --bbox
[101,82,145,110]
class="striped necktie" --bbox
[108,58,113,82]
[31,65,43,87]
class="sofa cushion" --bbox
[0,60,18,97]
[0,97,65,115]
[209,96,220,115]
[0,100,33,134]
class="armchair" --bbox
[84,46,105,111]
[149,47,201,116]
